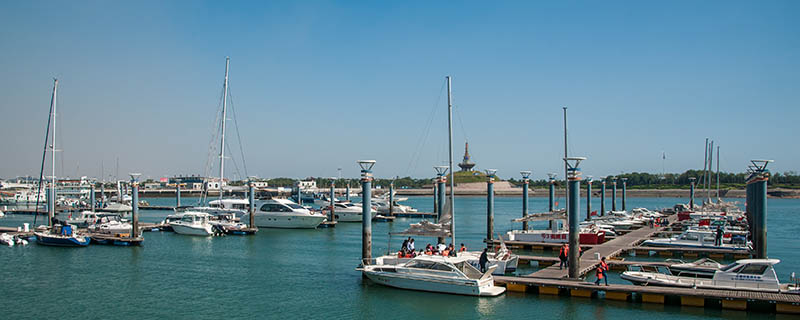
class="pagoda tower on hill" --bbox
[458,142,476,172]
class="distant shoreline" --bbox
[392,187,800,199]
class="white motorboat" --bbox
[100,202,132,213]
[666,258,725,278]
[322,202,377,222]
[169,211,215,236]
[0,233,14,246]
[359,255,506,296]
[56,210,101,228]
[376,241,519,276]
[241,199,326,229]
[503,226,606,245]
[641,229,751,252]
[88,215,132,236]
[622,259,800,293]
[187,198,250,219]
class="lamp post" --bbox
[520,171,531,231]
[130,173,142,238]
[564,157,586,279]
[485,169,497,247]
[358,160,376,266]
[548,173,558,232]
[586,176,593,221]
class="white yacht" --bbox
[322,202,377,222]
[169,211,215,236]
[188,198,250,219]
[241,199,326,229]
[622,259,800,293]
[641,229,751,252]
[56,210,101,228]
[359,255,506,296]
[88,215,132,236]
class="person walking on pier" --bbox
[559,244,568,269]
[596,257,609,286]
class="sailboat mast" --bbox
[716,145,720,201]
[446,76,455,246]
[707,140,713,202]
[219,57,230,201]
[563,107,569,216]
[50,78,58,226]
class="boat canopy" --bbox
[391,198,452,238]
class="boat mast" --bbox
[701,138,708,204]
[446,76,455,246]
[563,107,569,216]
[219,57,230,202]
[707,140,713,203]
[716,145,720,201]
[50,78,58,226]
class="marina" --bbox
[2,2,799,319]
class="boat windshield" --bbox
[738,264,769,275]
[286,203,304,210]
[720,263,740,272]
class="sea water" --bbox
[0,196,797,319]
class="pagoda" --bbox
[458,142,476,172]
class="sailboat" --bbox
[33,79,90,247]
[185,57,251,219]
[368,76,516,281]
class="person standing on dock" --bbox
[715,226,723,246]
[559,244,568,269]
[479,248,489,272]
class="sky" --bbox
[1,1,798,181]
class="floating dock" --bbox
[495,276,800,314]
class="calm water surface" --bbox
[1,196,797,319]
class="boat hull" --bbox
[363,270,504,297]
[170,223,213,236]
[250,213,325,228]
[35,234,90,247]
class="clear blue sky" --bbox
[1,1,798,181]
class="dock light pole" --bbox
[176,179,182,208]
[434,166,448,244]
[611,177,617,212]
[747,160,772,259]
[130,173,141,238]
[565,157,586,279]
[90,184,96,212]
[486,169,497,247]
[330,179,336,223]
[432,179,437,214]
[389,179,394,216]
[689,177,696,209]
[47,187,54,227]
[586,176,593,221]
[621,178,628,211]
[248,178,256,229]
[548,173,558,232]
[520,171,532,231]
[358,160,376,265]
[600,178,606,217]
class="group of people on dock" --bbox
[558,244,582,269]
[397,237,466,258]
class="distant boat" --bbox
[35,224,90,247]
[169,211,215,236]
[241,199,325,229]
[359,255,506,296]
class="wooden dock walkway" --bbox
[517,255,675,271]
[527,215,680,279]
[494,276,800,314]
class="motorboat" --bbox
[641,229,751,252]
[503,226,606,245]
[100,202,132,213]
[376,241,519,275]
[169,211,215,236]
[241,199,326,229]
[34,224,90,247]
[56,210,101,228]
[622,259,800,293]
[666,258,725,278]
[359,255,506,296]
[187,198,249,219]
[373,200,418,214]
[0,233,14,246]
[321,202,377,222]
[88,215,132,236]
